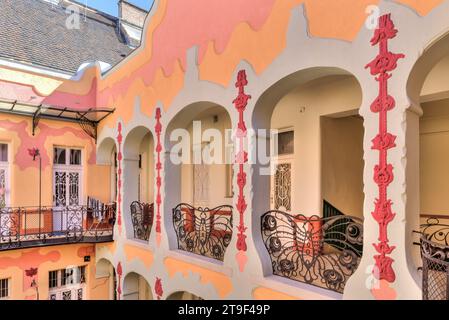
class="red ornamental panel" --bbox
[365,14,404,283]
[117,122,123,232]
[155,277,163,300]
[116,262,122,299]
[233,70,251,252]
[155,108,163,235]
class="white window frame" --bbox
[52,147,84,207]
[48,266,86,300]
[270,128,295,212]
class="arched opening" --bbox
[407,32,449,300]
[123,272,153,300]
[164,102,234,261]
[166,291,203,300]
[123,127,155,242]
[97,137,118,203]
[95,258,117,300]
[253,68,364,293]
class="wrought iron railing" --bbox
[0,204,115,250]
[173,203,233,261]
[323,200,364,255]
[419,217,449,300]
[261,210,363,293]
[130,201,154,241]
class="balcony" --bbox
[173,203,233,261]
[419,217,449,300]
[130,201,154,241]
[0,204,115,250]
[261,209,363,293]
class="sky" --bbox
[79,0,154,16]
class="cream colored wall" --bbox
[138,275,152,300]
[420,99,449,215]
[270,75,362,216]
[139,133,154,204]
[167,291,202,300]
[421,55,449,102]
[180,110,232,208]
[321,116,364,218]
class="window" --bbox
[49,271,58,289]
[277,131,294,155]
[70,149,81,165]
[54,147,82,166]
[78,266,86,284]
[225,130,234,198]
[54,148,66,165]
[51,266,86,288]
[53,147,83,207]
[0,278,9,299]
[0,143,9,208]
[61,268,74,286]
[0,144,7,162]
[48,266,86,301]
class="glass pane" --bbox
[0,144,7,162]
[54,148,66,165]
[69,172,80,206]
[0,169,6,208]
[49,271,58,289]
[54,172,67,207]
[0,279,8,298]
[13,104,37,113]
[0,101,12,110]
[78,266,86,284]
[70,149,81,165]
[278,131,294,155]
[62,268,74,286]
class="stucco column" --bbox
[344,14,421,300]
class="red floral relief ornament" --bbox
[116,122,123,233]
[25,268,38,278]
[155,277,163,300]
[365,14,404,283]
[116,262,122,299]
[233,70,251,253]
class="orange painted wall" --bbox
[0,113,111,207]
[96,0,445,134]
[0,244,109,300]
[164,257,233,298]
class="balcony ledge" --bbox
[166,249,233,278]
[250,274,343,300]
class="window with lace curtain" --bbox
[0,143,9,208]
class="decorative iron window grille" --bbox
[419,217,449,300]
[261,210,363,293]
[0,205,115,250]
[173,203,233,261]
[130,201,154,241]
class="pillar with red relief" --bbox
[154,108,163,247]
[344,13,421,300]
[233,70,251,272]
[116,122,123,236]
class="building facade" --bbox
[1,0,449,300]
